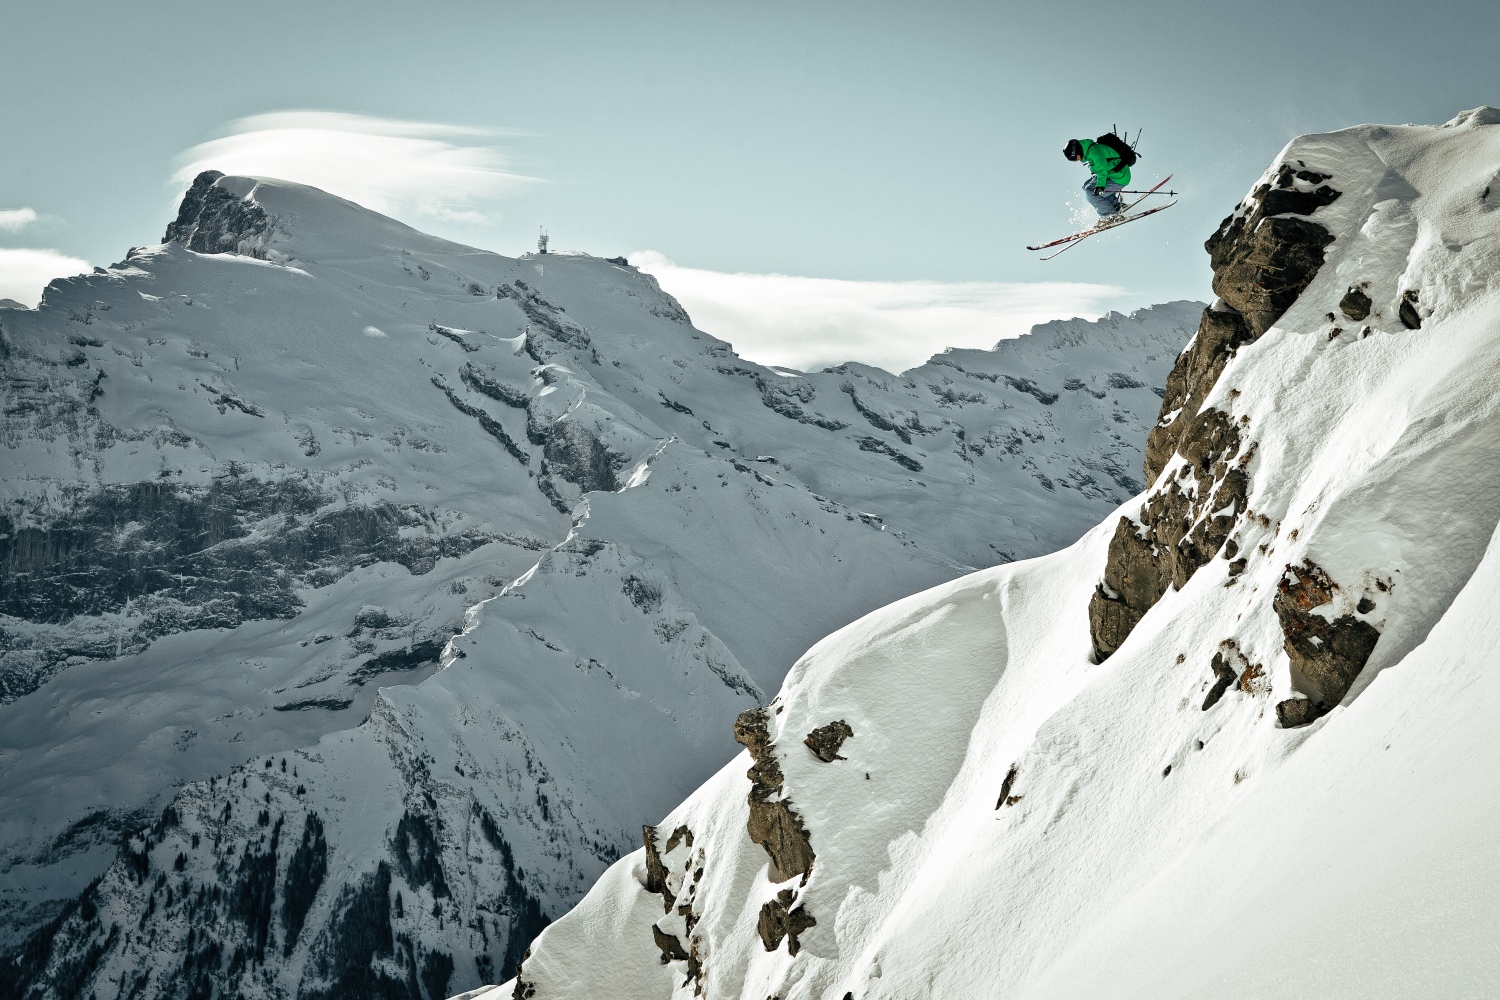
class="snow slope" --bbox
[488,109,1500,999]
[0,171,1197,996]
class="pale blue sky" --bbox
[3,0,1496,358]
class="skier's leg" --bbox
[1101,180,1125,214]
[1082,176,1118,216]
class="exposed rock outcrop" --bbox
[1089,408,1249,660]
[1091,160,1342,661]
[640,823,708,991]
[642,824,674,910]
[1272,562,1381,726]
[1146,167,1340,487]
[0,478,496,702]
[757,888,816,956]
[460,363,530,409]
[539,418,627,495]
[432,376,529,463]
[1274,697,1321,728]
[733,708,816,884]
[1339,285,1372,321]
[1206,165,1339,338]
[641,824,696,913]
[994,763,1020,809]
[1399,290,1423,329]
[1143,306,1254,485]
[497,281,591,354]
[1202,651,1240,710]
[652,925,690,962]
[804,720,854,762]
[164,171,271,256]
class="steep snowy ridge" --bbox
[0,172,1196,998]
[491,109,1500,999]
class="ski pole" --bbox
[1112,189,1178,196]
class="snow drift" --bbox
[492,109,1500,1000]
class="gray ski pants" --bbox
[1083,175,1124,216]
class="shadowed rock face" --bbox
[1088,518,1164,657]
[641,826,675,911]
[165,171,271,256]
[1206,164,1340,339]
[652,925,690,961]
[540,419,627,496]
[1143,306,1254,485]
[757,887,816,956]
[0,477,496,703]
[1273,562,1381,725]
[1089,408,1248,661]
[1257,165,1341,219]
[1090,160,1342,661]
[1399,290,1423,329]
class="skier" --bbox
[1064,137,1131,219]
[1028,134,1173,258]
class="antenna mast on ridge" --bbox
[537,227,549,255]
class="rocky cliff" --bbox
[487,109,1500,1000]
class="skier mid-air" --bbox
[1026,129,1177,259]
[1064,136,1130,219]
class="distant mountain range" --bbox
[0,170,1197,1000]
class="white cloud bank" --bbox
[630,251,1136,374]
[0,248,92,308]
[0,208,39,232]
[175,111,537,228]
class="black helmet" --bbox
[1063,139,1083,161]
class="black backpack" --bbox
[1095,131,1139,167]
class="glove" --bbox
[1094,186,1106,196]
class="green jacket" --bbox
[1078,138,1131,187]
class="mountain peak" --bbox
[162,169,449,261]
[163,169,269,255]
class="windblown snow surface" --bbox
[0,172,1199,998]
[485,110,1500,1000]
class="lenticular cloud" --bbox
[630,250,1133,374]
[174,111,538,229]
[0,207,39,232]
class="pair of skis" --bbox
[1027,175,1177,260]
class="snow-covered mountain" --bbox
[0,170,1197,998]
[470,109,1500,999]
